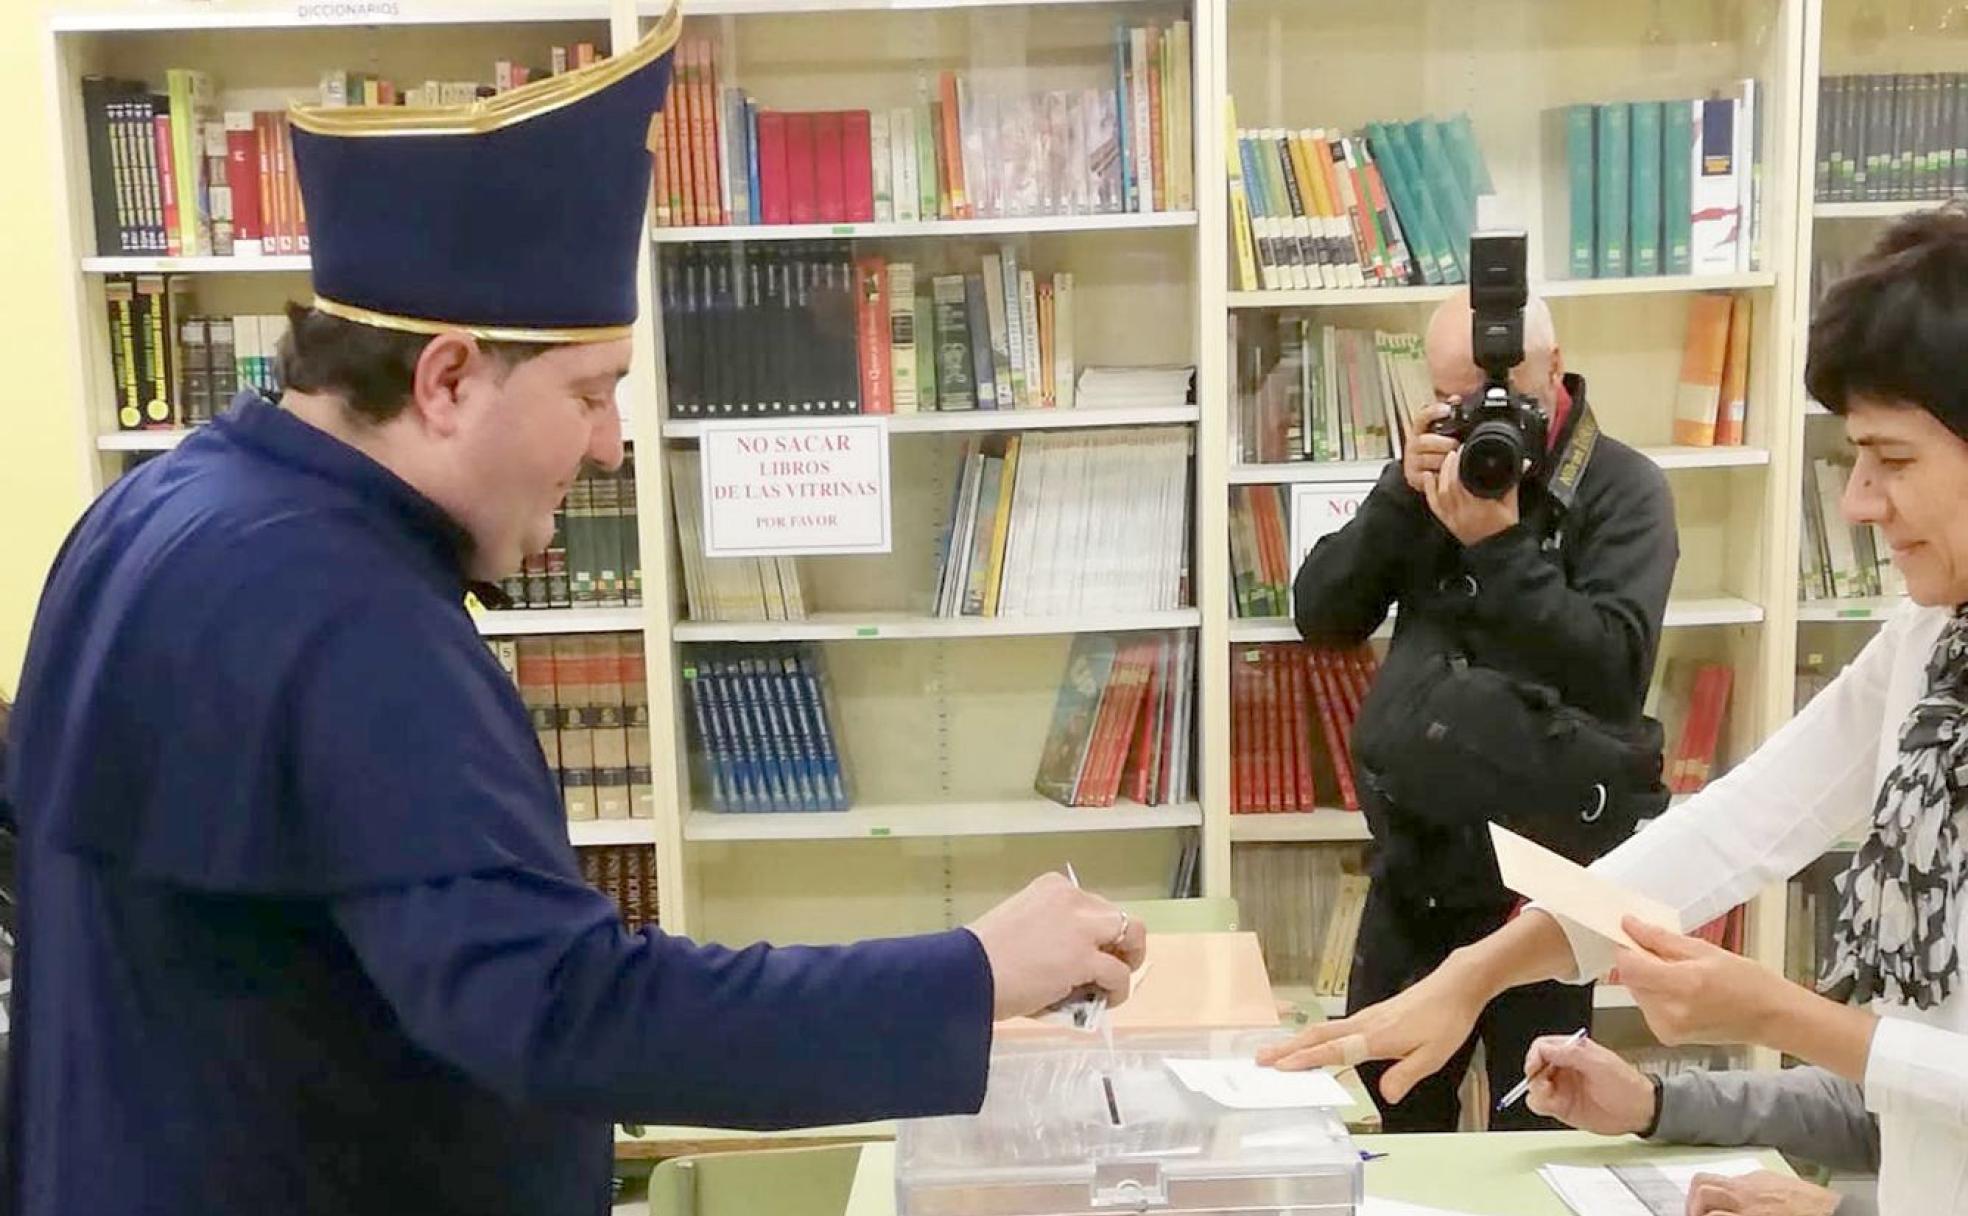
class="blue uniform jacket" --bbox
[2,393,992,1215]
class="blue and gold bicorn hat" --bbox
[288,3,682,343]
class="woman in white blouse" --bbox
[1263,205,1968,1215]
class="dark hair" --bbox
[274,303,553,423]
[1806,200,1968,436]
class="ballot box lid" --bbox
[894,1030,1363,1216]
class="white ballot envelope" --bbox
[1487,823,1681,949]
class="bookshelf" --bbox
[37,0,1861,1071]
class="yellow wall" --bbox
[0,1,91,695]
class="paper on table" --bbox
[1488,823,1681,949]
[1539,1156,1765,1216]
[1164,1057,1355,1109]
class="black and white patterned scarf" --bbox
[1821,608,1968,1011]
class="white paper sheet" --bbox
[1488,823,1682,948]
[1539,1156,1765,1216]
[1163,1057,1355,1109]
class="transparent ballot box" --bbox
[895,1031,1363,1216]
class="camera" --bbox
[1428,231,1548,500]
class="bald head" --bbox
[1423,288,1562,410]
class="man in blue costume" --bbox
[1,11,1145,1214]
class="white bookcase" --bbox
[39,0,1862,1066]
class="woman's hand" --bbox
[1523,1033,1658,1136]
[1256,953,1489,1104]
[1614,917,1795,1047]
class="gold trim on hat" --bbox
[312,295,633,345]
[288,1,682,139]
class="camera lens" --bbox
[1460,419,1524,499]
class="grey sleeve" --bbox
[1649,1066,1881,1175]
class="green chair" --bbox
[1116,896,1241,933]
[647,1144,868,1216]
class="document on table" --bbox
[1540,1156,1765,1216]
[1163,1057,1355,1109]
[1488,823,1681,949]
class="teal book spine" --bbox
[1595,102,1631,278]
[1663,99,1695,275]
[1630,100,1663,276]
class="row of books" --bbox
[579,844,658,934]
[1784,853,1857,989]
[1230,317,1424,466]
[499,461,645,612]
[1226,110,1489,292]
[654,25,1193,229]
[1231,644,1378,814]
[1801,457,1905,602]
[932,429,1193,619]
[1653,657,1735,797]
[666,450,810,623]
[1816,74,1968,203]
[1033,632,1196,809]
[682,645,850,814]
[316,45,605,107]
[1232,843,1367,990]
[102,274,286,430]
[80,50,602,259]
[1547,86,1763,279]
[488,634,654,823]
[658,245,1087,417]
[1670,292,1754,447]
[1228,486,1297,621]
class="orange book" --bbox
[663,100,686,226]
[854,256,892,414]
[692,43,722,226]
[1714,294,1753,445]
[938,72,969,218]
[649,98,670,226]
[672,54,697,227]
[1672,292,1734,446]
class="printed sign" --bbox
[1288,481,1374,571]
[700,418,892,557]
[294,0,403,22]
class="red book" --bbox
[1124,642,1165,805]
[813,111,846,223]
[1288,644,1318,809]
[152,112,180,257]
[841,109,874,223]
[784,113,819,225]
[854,255,891,415]
[1230,651,1252,812]
[1306,651,1359,812]
[255,112,283,255]
[224,115,262,247]
[756,110,790,225]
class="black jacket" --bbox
[1294,375,1679,911]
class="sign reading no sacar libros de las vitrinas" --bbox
[699,418,893,558]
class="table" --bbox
[839,1130,1791,1216]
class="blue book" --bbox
[1114,26,1136,212]
[746,99,762,224]
[681,663,730,812]
[792,651,850,809]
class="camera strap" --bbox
[1543,401,1599,513]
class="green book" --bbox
[1545,104,1596,279]
[564,475,597,606]
[1663,99,1695,275]
[1630,100,1663,276]
[1595,102,1631,278]
[1372,123,1450,286]
[617,458,642,608]
[1408,120,1470,282]
[914,291,938,410]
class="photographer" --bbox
[1292,242,1679,1132]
